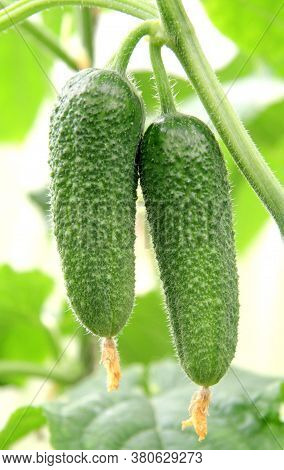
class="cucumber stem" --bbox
[0,0,158,33]
[149,41,176,115]
[78,7,96,67]
[0,360,83,385]
[111,20,162,75]
[157,0,284,234]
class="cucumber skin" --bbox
[49,69,144,338]
[139,113,239,387]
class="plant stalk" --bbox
[0,360,83,385]
[0,0,158,33]
[78,7,96,66]
[157,0,284,234]
[111,19,162,75]
[149,41,175,115]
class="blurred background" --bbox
[0,0,283,450]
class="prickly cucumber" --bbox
[139,112,239,436]
[49,68,144,388]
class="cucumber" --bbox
[139,113,239,388]
[49,68,144,340]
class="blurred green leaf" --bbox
[0,28,54,141]
[119,291,174,365]
[132,71,193,114]
[0,406,46,450]
[232,177,268,253]
[42,7,75,35]
[44,359,284,450]
[0,265,57,378]
[58,301,78,337]
[0,265,53,318]
[217,52,260,83]
[202,0,284,76]
[248,100,284,166]
[225,100,284,252]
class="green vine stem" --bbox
[80,333,100,374]
[157,0,284,234]
[149,41,175,115]
[78,7,96,66]
[0,0,158,33]
[0,360,83,385]
[111,20,162,75]
[21,21,80,70]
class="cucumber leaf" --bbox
[0,406,46,450]
[119,291,174,365]
[202,0,284,76]
[44,359,284,450]
[0,266,57,382]
[0,27,54,142]
[217,52,260,83]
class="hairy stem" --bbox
[0,360,83,385]
[112,20,162,75]
[0,0,158,33]
[149,41,175,114]
[157,0,284,234]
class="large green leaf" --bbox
[0,26,54,141]
[0,406,46,450]
[202,0,284,76]
[119,291,174,365]
[44,360,284,450]
[0,266,57,374]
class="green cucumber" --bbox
[49,68,144,339]
[139,113,239,388]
